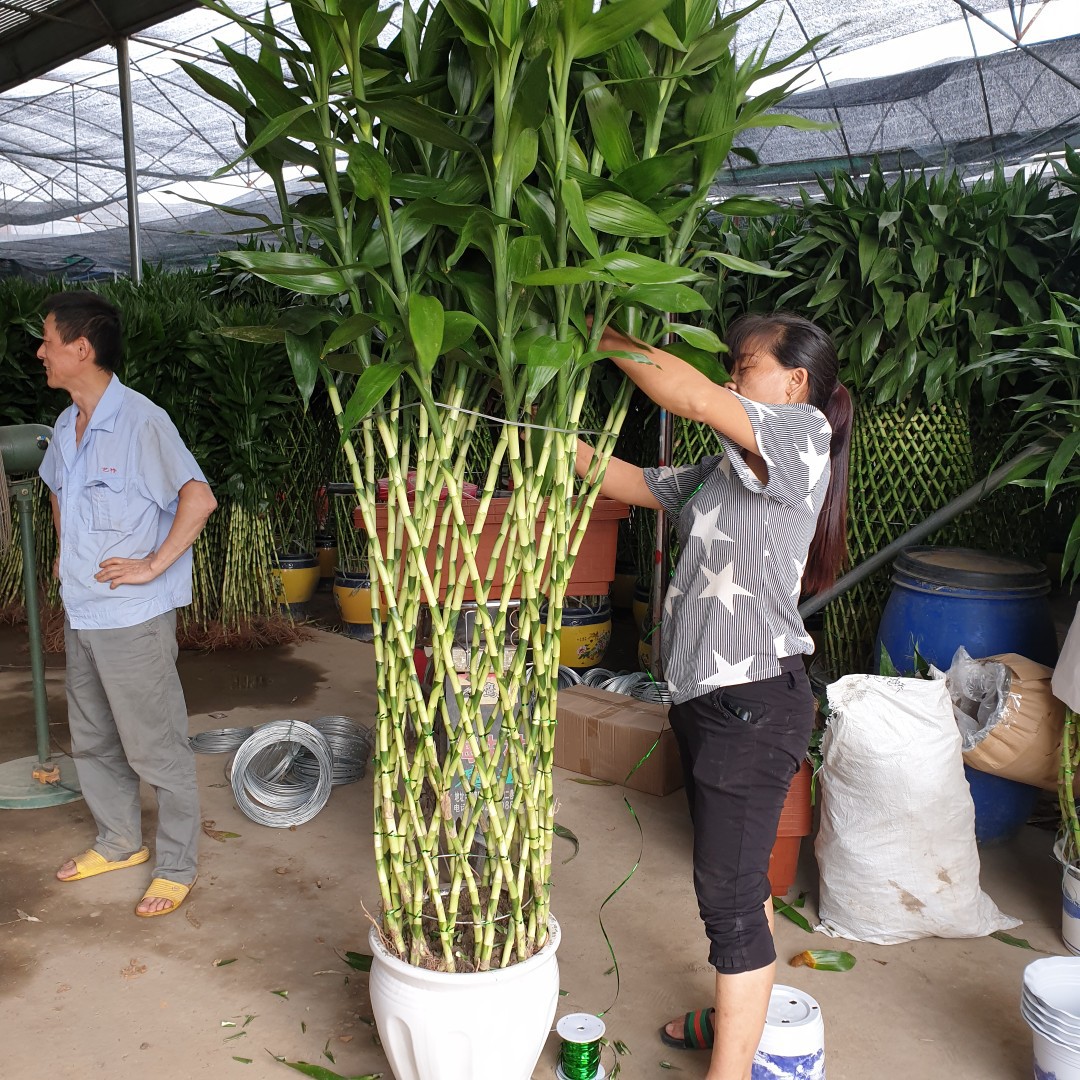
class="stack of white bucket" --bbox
[1022,958,1080,1078]
[753,986,825,1079]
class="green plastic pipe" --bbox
[14,480,51,766]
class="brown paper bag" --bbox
[962,653,1065,791]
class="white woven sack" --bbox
[815,673,1020,944]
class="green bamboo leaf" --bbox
[912,245,936,286]
[439,0,492,46]
[214,39,311,122]
[712,196,780,218]
[515,185,557,258]
[508,235,543,283]
[177,60,250,115]
[553,823,580,863]
[323,313,379,356]
[705,252,789,279]
[643,11,684,49]
[342,951,374,972]
[1005,245,1041,281]
[220,251,351,296]
[515,267,614,286]
[568,777,614,786]
[572,0,676,57]
[858,232,878,283]
[360,205,434,268]
[790,949,856,971]
[594,252,703,285]
[347,142,391,202]
[372,99,475,152]
[233,1058,253,1064]
[408,294,444,376]
[340,363,407,434]
[281,1060,382,1080]
[882,288,905,331]
[213,100,326,178]
[1046,430,1080,494]
[582,73,635,174]
[1003,280,1041,325]
[809,279,846,307]
[991,931,1035,950]
[878,209,902,230]
[562,178,602,259]
[441,311,480,353]
[665,342,727,384]
[621,283,709,313]
[584,192,670,237]
[510,51,550,133]
[506,126,539,192]
[525,337,575,404]
[285,328,322,408]
[615,153,694,202]
[906,292,931,340]
[663,323,723,352]
[772,897,813,932]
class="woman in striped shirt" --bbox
[576,312,852,1080]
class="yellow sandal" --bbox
[57,847,150,882]
[135,876,196,918]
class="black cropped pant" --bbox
[669,658,816,974]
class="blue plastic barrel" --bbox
[875,546,1057,844]
[875,546,1057,672]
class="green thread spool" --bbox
[556,1014,606,1080]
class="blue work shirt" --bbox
[38,375,207,631]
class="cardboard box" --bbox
[963,653,1066,791]
[554,686,683,797]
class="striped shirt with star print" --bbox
[642,392,832,704]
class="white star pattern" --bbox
[700,652,755,687]
[774,633,788,658]
[717,454,731,476]
[699,562,754,615]
[790,554,808,598]
[689,504,733,557]
[663,583,683,617]
[797,435,830,490]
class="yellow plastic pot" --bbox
[334,570,374,642]
[272,553,320,619]
[315,533,338,590]
[558,597,612,670]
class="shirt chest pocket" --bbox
[86,475,128,532]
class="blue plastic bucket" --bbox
[876,546,1056,844]
[875,546,1057,672]
[752,986,825,1080]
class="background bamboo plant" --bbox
[184,0,823,970]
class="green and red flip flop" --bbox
[659,1007,714,1050]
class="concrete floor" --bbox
[0,615,1064,1080]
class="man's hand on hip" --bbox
[95,556,159,588]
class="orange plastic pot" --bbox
[768,760,813,897]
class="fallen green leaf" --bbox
[232,1058,252,1064]
[558,990,569,997]
[604,965,615,976]
[613,1040,630,1055]
[243,1015,256,1028]
[271,989,289,999]
[301,1021,307,1034]
[342,951,373,972]
[280,1061,383,1080]
[225,1033,248,1042]
[789,949,856,971]
[772,897,814,933]
[323,1038,335,1064]
[553,823,579,864]
[222,1021,237,1028]
[659,1064,682,1071]
[214,958,238,967]
[568,778,614,786]
[991,931,1035,950]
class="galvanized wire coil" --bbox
[292,715,372,786]
[229,720,333,827]
[189,727,255,754]
[557,666,584,689]
[580,667,618,687]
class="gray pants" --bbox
[64,611,199,884]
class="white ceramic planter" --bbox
[369,916,561,1080]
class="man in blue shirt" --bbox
[37,291,217,917]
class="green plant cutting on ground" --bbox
[185,0,824,969]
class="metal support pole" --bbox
[798,438,1054,621]
[117,37,142,285]
[14,482,50,767]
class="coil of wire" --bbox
[291,715,373,786]
[189,727,254,754]
[229,720,334,827]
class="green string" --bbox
[559,1037,602,1080]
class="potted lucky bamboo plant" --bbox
[183,0,822,1076]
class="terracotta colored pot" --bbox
[768,760,813,897]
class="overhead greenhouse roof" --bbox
[0,0,1078,275]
